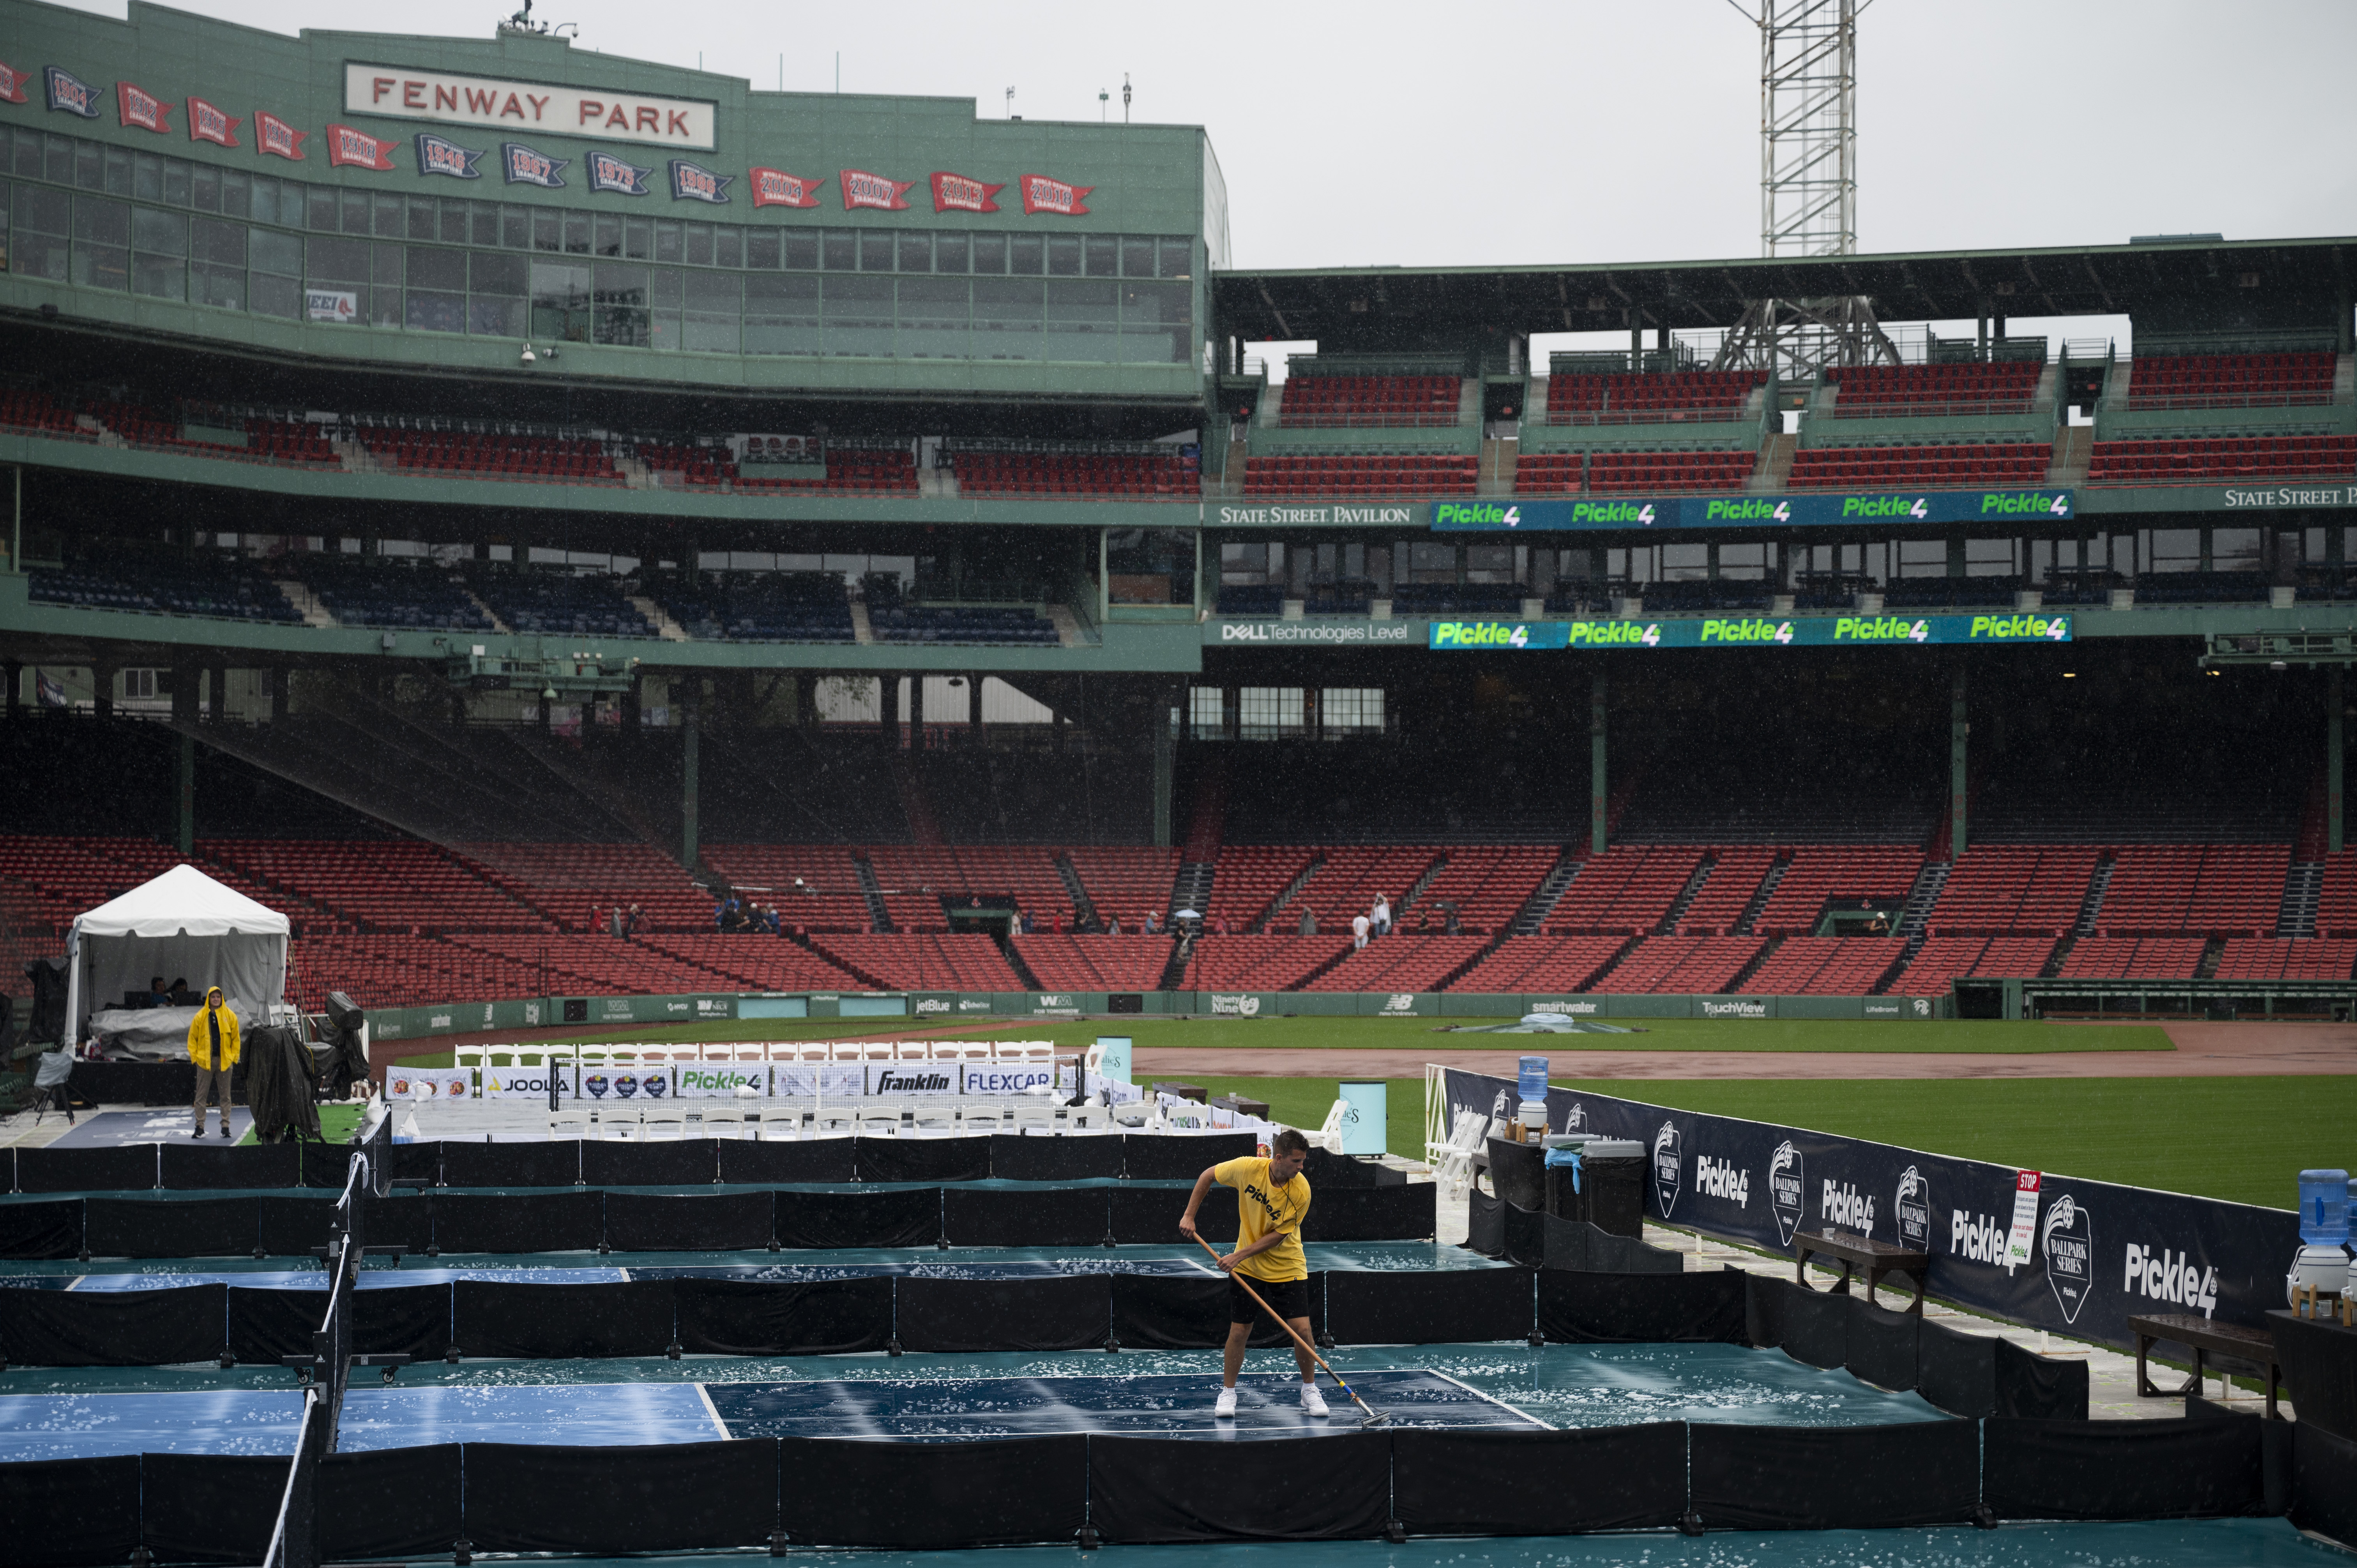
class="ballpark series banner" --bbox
[1442,1067,2301,1351]
[1431,491,2075,532]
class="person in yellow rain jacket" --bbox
[186,986,240,1139]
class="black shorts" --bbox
[1227,1271,1311,1324]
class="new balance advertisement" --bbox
[1430,490,2074,532]
[1443,1068,2301,1351]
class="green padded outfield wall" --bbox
[0,0,1224,401]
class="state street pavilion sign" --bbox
[345,63,717,150]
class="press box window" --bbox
[1188,687,1228,739]
[1106,528,1196,605]
[1321,689,1385,735]
[1238,687,1306,740]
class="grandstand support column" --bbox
[3,659,18,721]
[1949,665,1969,859]
[2331,666,2345,855]
[176,731,194,857]
[1154,704,1174,849]
[1590,671,1608,855]
[681,678,701,871]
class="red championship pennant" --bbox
[325,123,397,171]
[749,167,824,209]
[1019,173,1093,216]
[839,168,912,212]
[187,97,241,148]
[929,171,1003,214]
[117,80,172,134]
[255,111,307,161]
[0,62,30,105]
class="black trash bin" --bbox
[1541,1134,1598,1222]
[1485,1135,1546,1211]
[1582,1139,1647,1239]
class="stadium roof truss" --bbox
[1209,237,2357,355]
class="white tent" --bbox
[65,864,290,1054]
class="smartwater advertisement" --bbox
[453,1060,1057,1100]
[1444,1068,2301,1351]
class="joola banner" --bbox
[1444,1067,2301,1351]
[1431,489,2074,532]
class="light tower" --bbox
[1715,0,1899,380]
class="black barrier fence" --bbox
[1445,1067,2303,1354]
[0,1181,1436,1259]
[3,1132,1267,1195]
[3,1412,2340,1563]
[1467,1190,1685,1273]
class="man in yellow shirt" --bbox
[185,985,240,1139]
[1178,1126,1320,1419]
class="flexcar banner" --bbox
[1431,490,2074,532]
[1442,1067,2300,1349]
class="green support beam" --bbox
[1949,665,1969,860]
[2332,666,2345,856]
[176,730,194,858]
[681,682,701,873]
[1590,671,1608,856]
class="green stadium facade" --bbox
[3,2,2356,1029]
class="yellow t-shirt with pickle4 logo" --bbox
[1214,1156,1311,1282]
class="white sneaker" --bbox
[1214,1387,1238,1419]
[1299,1383,1329,1417]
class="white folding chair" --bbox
[855,1103,904,1135]
[911,1101,959,1132]
[959,1102,1004,1134]
[642,1110,686,1141]
[549,1108,592,1141]
[1009,1101,1054,1132]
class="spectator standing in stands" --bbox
[1297,907,1318,936]
[1351,910,1371,950]
[588,902,602,935]
[1106,912,1123,935]
[625,903,643,936]
[186,986,240,1139]
[1144,910,1162,935]
[1371,893,1392,936]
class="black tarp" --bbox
[439,1139,581,1188]
[240,1025,321,1146]
[1995,1333,2089,1419]
[463,1440,777,1554]
[1780,1280,1852,1368]
[1984,1415,2267,1520]
[1326,1267,1533,1345]
[0,1197,81,1259]
[138,1452,284,1563]
[1109,1182,1232,1245]
[1540,1213,1681,1273]
[354,1282,454,1360]
[1844,1296,1920,1391]
[780,1435,1085,1548]
[1089,1431,1390,1542]
[454,1278,674,1358]
[1915,1316,1999,1418]
[673,1277,892,1356]
[603,1189,772,1251]
[0,1454,141,1566]
[85,1196,255,1258]
[1299,1147,1403,1189]
[1392,1425,1687,1536]
[365,1191,436,1254]
[1111,1273,1323,1351]
[2272,1310,2357,1442]
[718,1139,855,1183]
[381,1139,443,1187]
[990,1134,1124,1181]
[943,1184,1108,1247]
[431,1189,602,1253]
[159,1142,300,1190]
[320,1444,463,1563]
[1304,1183,1436,1242]
[580,1137,719,1187]
[226,1285,317,1364]
[1486,1137,1546,1210]
[15,1144,157,1193]
[2291,1421,2357,1549]
[1466,1185,1504,1257]
[254,1194,336,1257]
[1123,1132,1256,1181]
[774,1186,940,1248]
[855,1134,990,1183]
[1537,1269,1746,1344]
[1,1452,139,1556]
[1691,1420,1980,1530]
[896,1275,1112,1353]
[299,1140,367,1188]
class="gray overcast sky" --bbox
[53,0,2357,270]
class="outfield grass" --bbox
[236,1102,368,1147]
[425,1015,2171,1055]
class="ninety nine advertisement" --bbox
[1444,1067,2297,1350]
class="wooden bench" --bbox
[1794,1226,1929,1315]
[2128,1312,2283,1419]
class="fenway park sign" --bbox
[345,62,716,149]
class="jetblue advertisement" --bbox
[1445,1067,2300,1352]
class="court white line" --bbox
[691,1380,731,1441]
[1424,1368,1553,1430]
